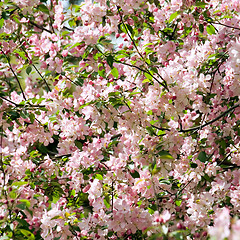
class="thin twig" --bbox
[178,178,194,195]
[29,20,53,34]
[212,21,240,31]
[20,46,51,92]
[216,152,232,167]
[116,6,169,91]
[11,4,53,34]
[32,64,51,91]
[65,75,78,86]
[63,26,74,32]
[115,60,168,90]
[150,124,170,131]
[112,181,114,213]
[117,6,145,62]
[0,47,27,101]
[0,96,45,108]
[0,96,18,106]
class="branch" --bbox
[20,46,51,92]
[28,20,53,34]
[151,103,240,133]
[11,4,53,34]
[150,124,170,131]
[32,64,51,91]
[110,133,122,140]
[117,6,145,61]
[211,21,240,31]
[0,96,18,106]
[9,64,26,100]
[0,47,27,101]
[65,75,78,86]
[216,152,232,167]
[208,55,227,94]
[115,60,168,90]
[116,6,169,91]
[0,96,45,108]
[181,103,240,133]
[178,178,194,195]
[63,25,74,32]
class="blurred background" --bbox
[63,0,84,8]
[68,0,84,4]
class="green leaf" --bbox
[203,174,211,182]
[12,15,20,24]
[17,203,26,210]
[175,199,182,206]
[38,4,49,13]
[195,1,208,8]
[19,229,35,240]
[169,11,180,23]
[190,162,198,168]
[120,23,134,37]
[198,151,207,162]
[169,231,184,240]
[142,78,152,83]
[20,110,28,119]
[8,125,13,131]
[148,207,155,214]
[208,209,214,215]
[219,139,226,148]
[19,199,31,208]
[126,24,134,37]
[130,170,140,178]
[25,169,32,175]
[9,191,17,199]
[146,126,155,136]
[68,19,76,28]
[14,50,27,60]
[12,181,28,186]
[76,77,84,86]
[107,55,114,68]
[159,179,171,185]
[104,197,111,209]
[102,16,106,27]
[51,215,62,220]
[129,91,141,96]
[53,237,61,240]
[158,151,174,159]
[0,18,4,29]
[111,67,119,78]
[16,218,29,227]
[199,24,204,33]
[69,42,83,50]
[75,140,83,150]
[154,0,160,6]
[29,113,35,123]
[150,120,158,125]
[95,174,103,180]
[52,196,60,204]
[109,91,120,96]
[144,72,153,80]
[26,66,32,75]
[206,25,215,35]
[95,43,105,53]
[1,11,8,20]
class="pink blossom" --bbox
[208,208,230,240]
